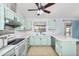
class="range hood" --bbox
[5,19,22,28]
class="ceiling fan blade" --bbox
[35,3,39,9]
[43,10,50,13]
[43,3,55,9]
[28,9,38,11]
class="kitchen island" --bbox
[51,34,79,56]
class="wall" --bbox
[26,18,65,35]
[0,26,14,35]
[26,18,79,36]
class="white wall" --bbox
[26,18,63,35]
[26,18,79,36]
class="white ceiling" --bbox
[16,3,79,18]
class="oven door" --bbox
[15,41,26,56]
[0,39,4,49]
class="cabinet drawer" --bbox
[4,49,15,56]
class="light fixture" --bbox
[5,19,9,23]
[37,10,43,15]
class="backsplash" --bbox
[0,25,14,35]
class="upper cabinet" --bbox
[4,7,14,20]
[0,4,23,30]
[0,4,5,30]
[24,20,32,31]
[48,19,56,30]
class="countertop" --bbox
[51,34,79,41]
[0,45,15,56]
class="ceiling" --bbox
[16,3,79,18]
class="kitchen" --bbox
[0,3,79,56]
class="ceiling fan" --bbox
[28,3,55,16]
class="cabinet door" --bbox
[51,37,55,46]
[61,41,76,56]
[47,36,51,45]
[41,36,49,45]
[48,19,56,30]
[55,40,62,56]
[29,36,35,45]
[34,36,40,45]
[0,5,5,30]
[5,7,14,20]
[24,20,32,30]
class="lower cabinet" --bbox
[55,40,76,56]
[29,36,35,45]
[29,35,51,46]
[51,36,55,47]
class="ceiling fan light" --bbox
[40,10,43,13]
[37,10,43,15]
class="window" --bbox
[33,22,46,33]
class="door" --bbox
[72,20,79,39]
[0,4,5,30]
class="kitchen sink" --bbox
[8,38,25,45]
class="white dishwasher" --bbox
[15,40,26,56]
[3,48,15,56]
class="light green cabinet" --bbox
[0,4,5,30]
[29,35,51,46]
[61,41,76,56]
[5,7,14,20]
[24,20,32,30]
[34,36,40,45]
[55,40,62,55]
[41,36,51,45]
[29,36,35,45]
[51,36,55,46]
[48,19,56,30]
[29,36,40,45]
[55,40,76,56]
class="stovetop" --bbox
[8,38,25,45]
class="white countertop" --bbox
[0,45,15,56]
[51,34,79,41]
